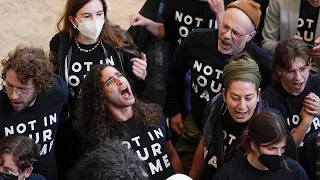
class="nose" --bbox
[238,99,246,110]
[114,77,123,86]
[223,29,232,39]
[275,149,282,156]
[90,15,96,21]
[293,70,303,80]
[10,89,19,100]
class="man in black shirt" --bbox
[0,45,68,180]
[165,0,272,140]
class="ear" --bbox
[257,88,261,102]
[275,67,282,77]
[246,31,256,42]
[23,167,33,178]
[222,88,226,102]
[250,141,259,153]
[69,16,77,28]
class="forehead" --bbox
[101,66,119,79]
[224,8,252,31]
[1,153,18,170]
[227,80,257,93]
[287,58,307,69]
[5,69,33,87]
[261,138,287,147]
[77,0,104,14]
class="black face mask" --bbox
[258,154,284,173]
[0,172,19,180]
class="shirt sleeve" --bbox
[163,33,192,117]
[261,0,281,55]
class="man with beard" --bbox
[0,45,68,180]
[164,0,273,172]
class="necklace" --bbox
[75,37,100,53]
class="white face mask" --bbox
[75,19,105,41]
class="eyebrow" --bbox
[81,10,104,16]
[3,166,15,172]
[230,93,254,97]
[104,72,120,84]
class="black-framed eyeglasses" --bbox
[219,21,255,38]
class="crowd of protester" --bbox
[0,0,320,179]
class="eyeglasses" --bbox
[282,65,310,79]
[2,81,34,98]
[219,21,254,38]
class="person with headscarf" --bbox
[188,54,297,180]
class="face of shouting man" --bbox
[218,8,256,55]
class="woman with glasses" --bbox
[262,39,320,179]
[0,135,46,180]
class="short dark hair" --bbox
[273,39,311,71]
[1,45,54,92]
[69,140,148,180]
[0,135,41,171]
[237,111,289,155]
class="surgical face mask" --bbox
[0,172,19,180]
[75,19,105,41]
[258,154,284,173]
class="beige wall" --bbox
[0,0,145,60]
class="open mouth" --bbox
[292,82,304,90]
[120,86,132,98]
[236,111,247,119]
[221,39,232,49]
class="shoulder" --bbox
[26,173,47,180]
[246,41,272,61]
[216,156,246,178]
[49,32,70,51]
[262,83,283,102]
[186,28,218,44]
[286,158,308,175]
[47,75,68,100]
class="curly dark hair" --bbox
[77,64,160,142]
[1,45,54,92]
[69,140,148,180]
[0,135,41,171]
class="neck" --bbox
[76,33,97,45]
[108,106,134,122]
[247,152,268,171]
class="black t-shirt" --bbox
[215,156,309,180]
[165,29,273,129]
[160,0,232,55]
[262,75,320,147]
[0,75,68,180]
[202,110,247,180]
[121,115,175,180]
[297,0,320,46]
[222,112,248,153]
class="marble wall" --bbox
[0,0,145,60]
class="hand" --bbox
[130,13,148,27]
[291,35,303,40]
[131,52,147,80]
[300,105,314,126]
[309,37,320,59]
[208,0,225,24]
[170,113,184,135]
[303,92,320,116]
